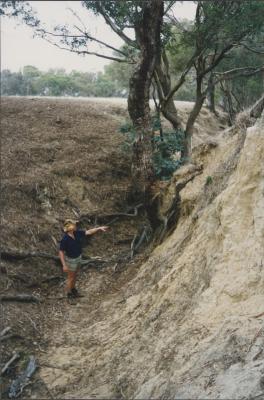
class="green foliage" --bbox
[153,130,184,180]
[216,36,264,109]
[205,176,213,186]
[83,1,144,28]
[120,115,184,181]
[0,65,129,97]
[184,1,264,51]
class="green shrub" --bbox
[153,130,184,180]
[119,115,184,181]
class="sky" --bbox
[1,1,196,74]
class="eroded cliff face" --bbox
[39,113,264,399]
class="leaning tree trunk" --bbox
[128,0,164,210]
[155,50,182,131]
[184,75,206,160]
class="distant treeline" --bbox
[0,65,129,97]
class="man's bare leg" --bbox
[66,271,77,295]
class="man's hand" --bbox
[63,264,69,272]
[100,226,109,232]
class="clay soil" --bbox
[0,97,150,399]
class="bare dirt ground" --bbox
[0,97,228,399]
[0,97,148,398]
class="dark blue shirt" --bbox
[59,230,86,258]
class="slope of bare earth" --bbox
[3,97,263,399]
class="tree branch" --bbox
[200,44,233,77]
[66,6,88,32]
[162,53,197,106]
[153,70,165,102]
[0,294,41,303]
[96,2,137,48]
[73,25,129,58]
[43,37,130,63]
[166,14,189,33]
[37,27,130,59]
[238,42,264,55]
[164,1,176,16]
[214,65,264,85]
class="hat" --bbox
[63,219,79,232]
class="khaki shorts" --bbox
[65,255,82,272]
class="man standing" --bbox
[59,219,108,298]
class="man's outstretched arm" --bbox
[85,226,109,236]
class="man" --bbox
[59,219,108,298]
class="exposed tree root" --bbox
[79,204,144,224]
[156,165,203,244]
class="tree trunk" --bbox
[220,80,236,125]
[127,0,164,208]
[183,76,206,159]
[207,73,217,114]
[155,51,182,131]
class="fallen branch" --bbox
[1,250,106,270]
[0,326,11,337]
[0,294,41,303]
[252,311,264,319]
[39,362,69,370]
[1,250,60,262]
[80,258,108,270]
[7,274,29,284]
[1,353,20,376]
[27,275,63,288]
[0,334,24,343]
[9,356,37,398]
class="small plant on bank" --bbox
[205,176,213,185]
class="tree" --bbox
[213,36,264,123]
[155,0,264,158]
[0,0,166,215]
[1,0,264,179]
[1,69,24,95]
